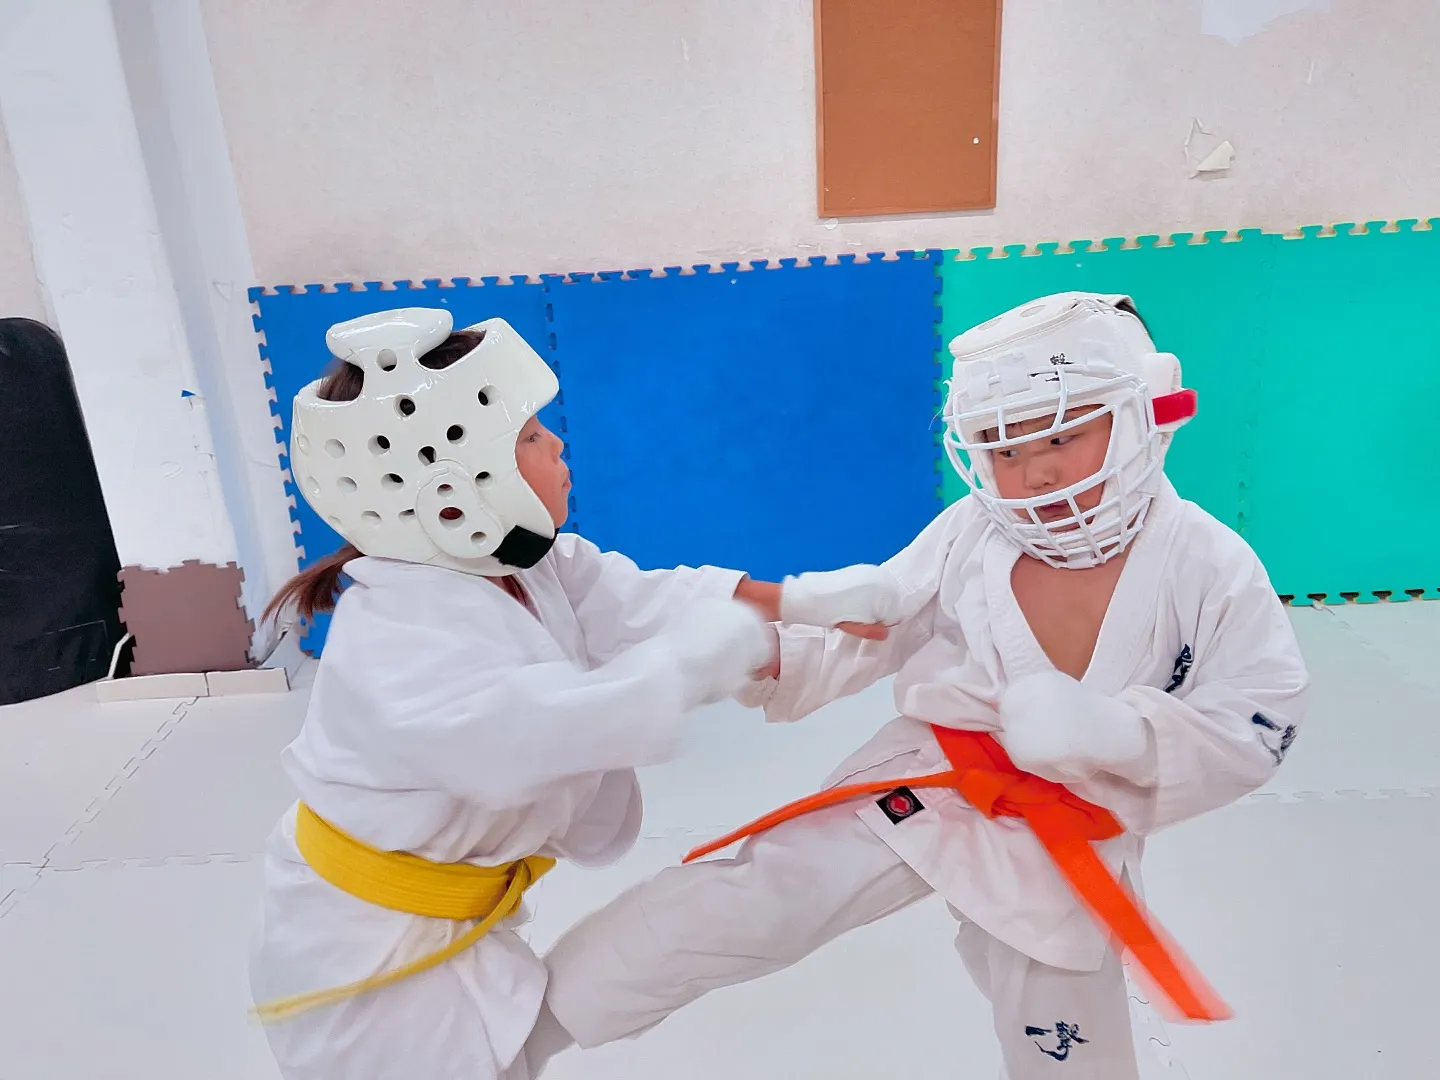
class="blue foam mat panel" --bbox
[549,255,943,580]
[251,280,554,653]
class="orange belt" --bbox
[684,724,1229,1023]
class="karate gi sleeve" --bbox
[747,609,936,722]
[338,612,697,810]
[1077,536,1309,836]
[548,532,747,665]
[743,504,968,722]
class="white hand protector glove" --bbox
[779,564,906,627]
[664,598,772,710]
[999,671,1157,786]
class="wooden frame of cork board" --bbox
[814,0,1003,217]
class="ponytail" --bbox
[263,543,362,626]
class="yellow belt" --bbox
[252,802,555,1023]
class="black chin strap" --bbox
[492,526,556,570]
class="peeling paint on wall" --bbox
[1200,0,1332,45]
[1184,119,1236,178]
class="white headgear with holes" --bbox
[943,292,1197,568]
[290,308,559,577]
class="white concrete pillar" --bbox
[0,113,45,322]
[0,0,295,663]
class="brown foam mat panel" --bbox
[117,561,254,676]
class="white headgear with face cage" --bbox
[942,292,1197,568]
[290,308,559,577]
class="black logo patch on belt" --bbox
[878,786,924,824]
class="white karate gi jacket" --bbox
[747,480,1308,972]
[250,535,743,1080]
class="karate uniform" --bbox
[542,481,1309,1078]
[249,534,744,1080]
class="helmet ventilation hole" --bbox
[470,531,488,546]
[439,507,464,527]
[477,386,494,406]
[376,348,398,371]
[399,509,416,521]
[437,483,453,495]
[446,424,465,443]
[360,510,382,527]
[297,435,311,454]
[418,446,436,465]
[397,396,416,417]
[337,477,357,493]
[369,435,390,455]
[381,472,404,491]
[475,471,492,486]
[323,438,346,458]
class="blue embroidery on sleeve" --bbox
[1164,645,1193,693]
[1252,712,1297,764]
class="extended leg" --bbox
[542,802,931,1049]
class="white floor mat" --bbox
[0,857,279,1080]
[1268,607,1440,796]
[1144,795,1440,1079]
[48,687,308,869]
[0,684,191,866]
[1,601,1437,1078]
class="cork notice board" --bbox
[815,0,1003,217]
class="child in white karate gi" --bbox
[247,308,903,1080]
[536,292,1310,1079]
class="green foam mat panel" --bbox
[937,222,1440,604]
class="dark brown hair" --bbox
[263,329,487,625]
[1114,297,1150,333]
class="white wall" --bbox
[201,0,1438,286]
[0,113,45,321]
